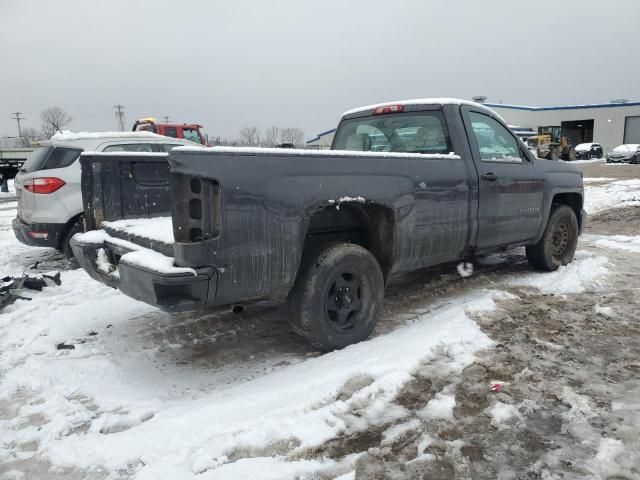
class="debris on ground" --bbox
[0,271,61,312]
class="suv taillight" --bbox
[23,177,66,194]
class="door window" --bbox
[469,112,522,163]
[163,127,178,138]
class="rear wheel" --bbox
[60,217,84,258]
[526,205,578,271]
[287,242,384,351]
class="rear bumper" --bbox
[12,216,65,248]
[71,234,217,312]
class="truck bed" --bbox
[80,152,174,255]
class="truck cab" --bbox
[133,118,206,145]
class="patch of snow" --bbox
[594,304,614,317]
[419,392,456,420]
[81,151,168,157]
[103,217,174,244]
[611,144,639,154]
[488,401,522,429]
[574,143,595,152]
[586,438,628,479]
[0,179,15,197]
[381,419,422,445]
[457,261,473,278]
[585,178,640,213]
[510,252,608,294]
[52,130,168,141]
[95,248,117,277]
[583,177,615,183]
[119,249,196,276]
[1,288,493,477]
[593,234,640,253]
[563,157,603,164]
[74,228,192,276]
[173,145,461,160]
[73,229,141,251]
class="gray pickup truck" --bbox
[72,98,585,350]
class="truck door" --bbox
[461,106,544,249]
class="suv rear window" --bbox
[333,111,452,154]
[21,146,82,173]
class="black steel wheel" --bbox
[526,205,579,271]
[288,242,384,351]
[324,270,364,332]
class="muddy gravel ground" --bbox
[289,205,639,480]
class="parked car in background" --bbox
[575,142,603,160]
[606,144,640,164]
[12,131,197,257]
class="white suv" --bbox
[13,131,196,257]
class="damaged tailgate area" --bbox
[72,153,216,311]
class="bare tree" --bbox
[262,126,280,147]
[239,126,261,146]
[280,127,305,147]
[19,127,44,147]
[41,107,72,138]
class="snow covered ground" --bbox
[1,176,640,479]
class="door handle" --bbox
[481,172,498,181]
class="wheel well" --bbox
[552,193,582,227]
[304,203,394,281]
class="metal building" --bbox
[487,100,640,153]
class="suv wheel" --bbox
[60,217,84,258]
[526,205,578,271]
[288,242,384,351]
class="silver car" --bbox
[12,131,196,257]
[606,144,640,164]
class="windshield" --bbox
[333,111,452,154]
[183,128,201,144]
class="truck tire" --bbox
[287,242,384,351]
[526,205,578,271]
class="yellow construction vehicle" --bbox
[526,134,576,161]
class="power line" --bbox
[114,104,125,131]
[11,112,24,138]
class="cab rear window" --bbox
[21,146,82,173]
[333,111,452,154]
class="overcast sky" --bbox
[1,0,639,141]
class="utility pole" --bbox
[114,104,125,131]
[11,112,24,138]
[163,115,170,123]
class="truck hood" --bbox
[534,158,583,189]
